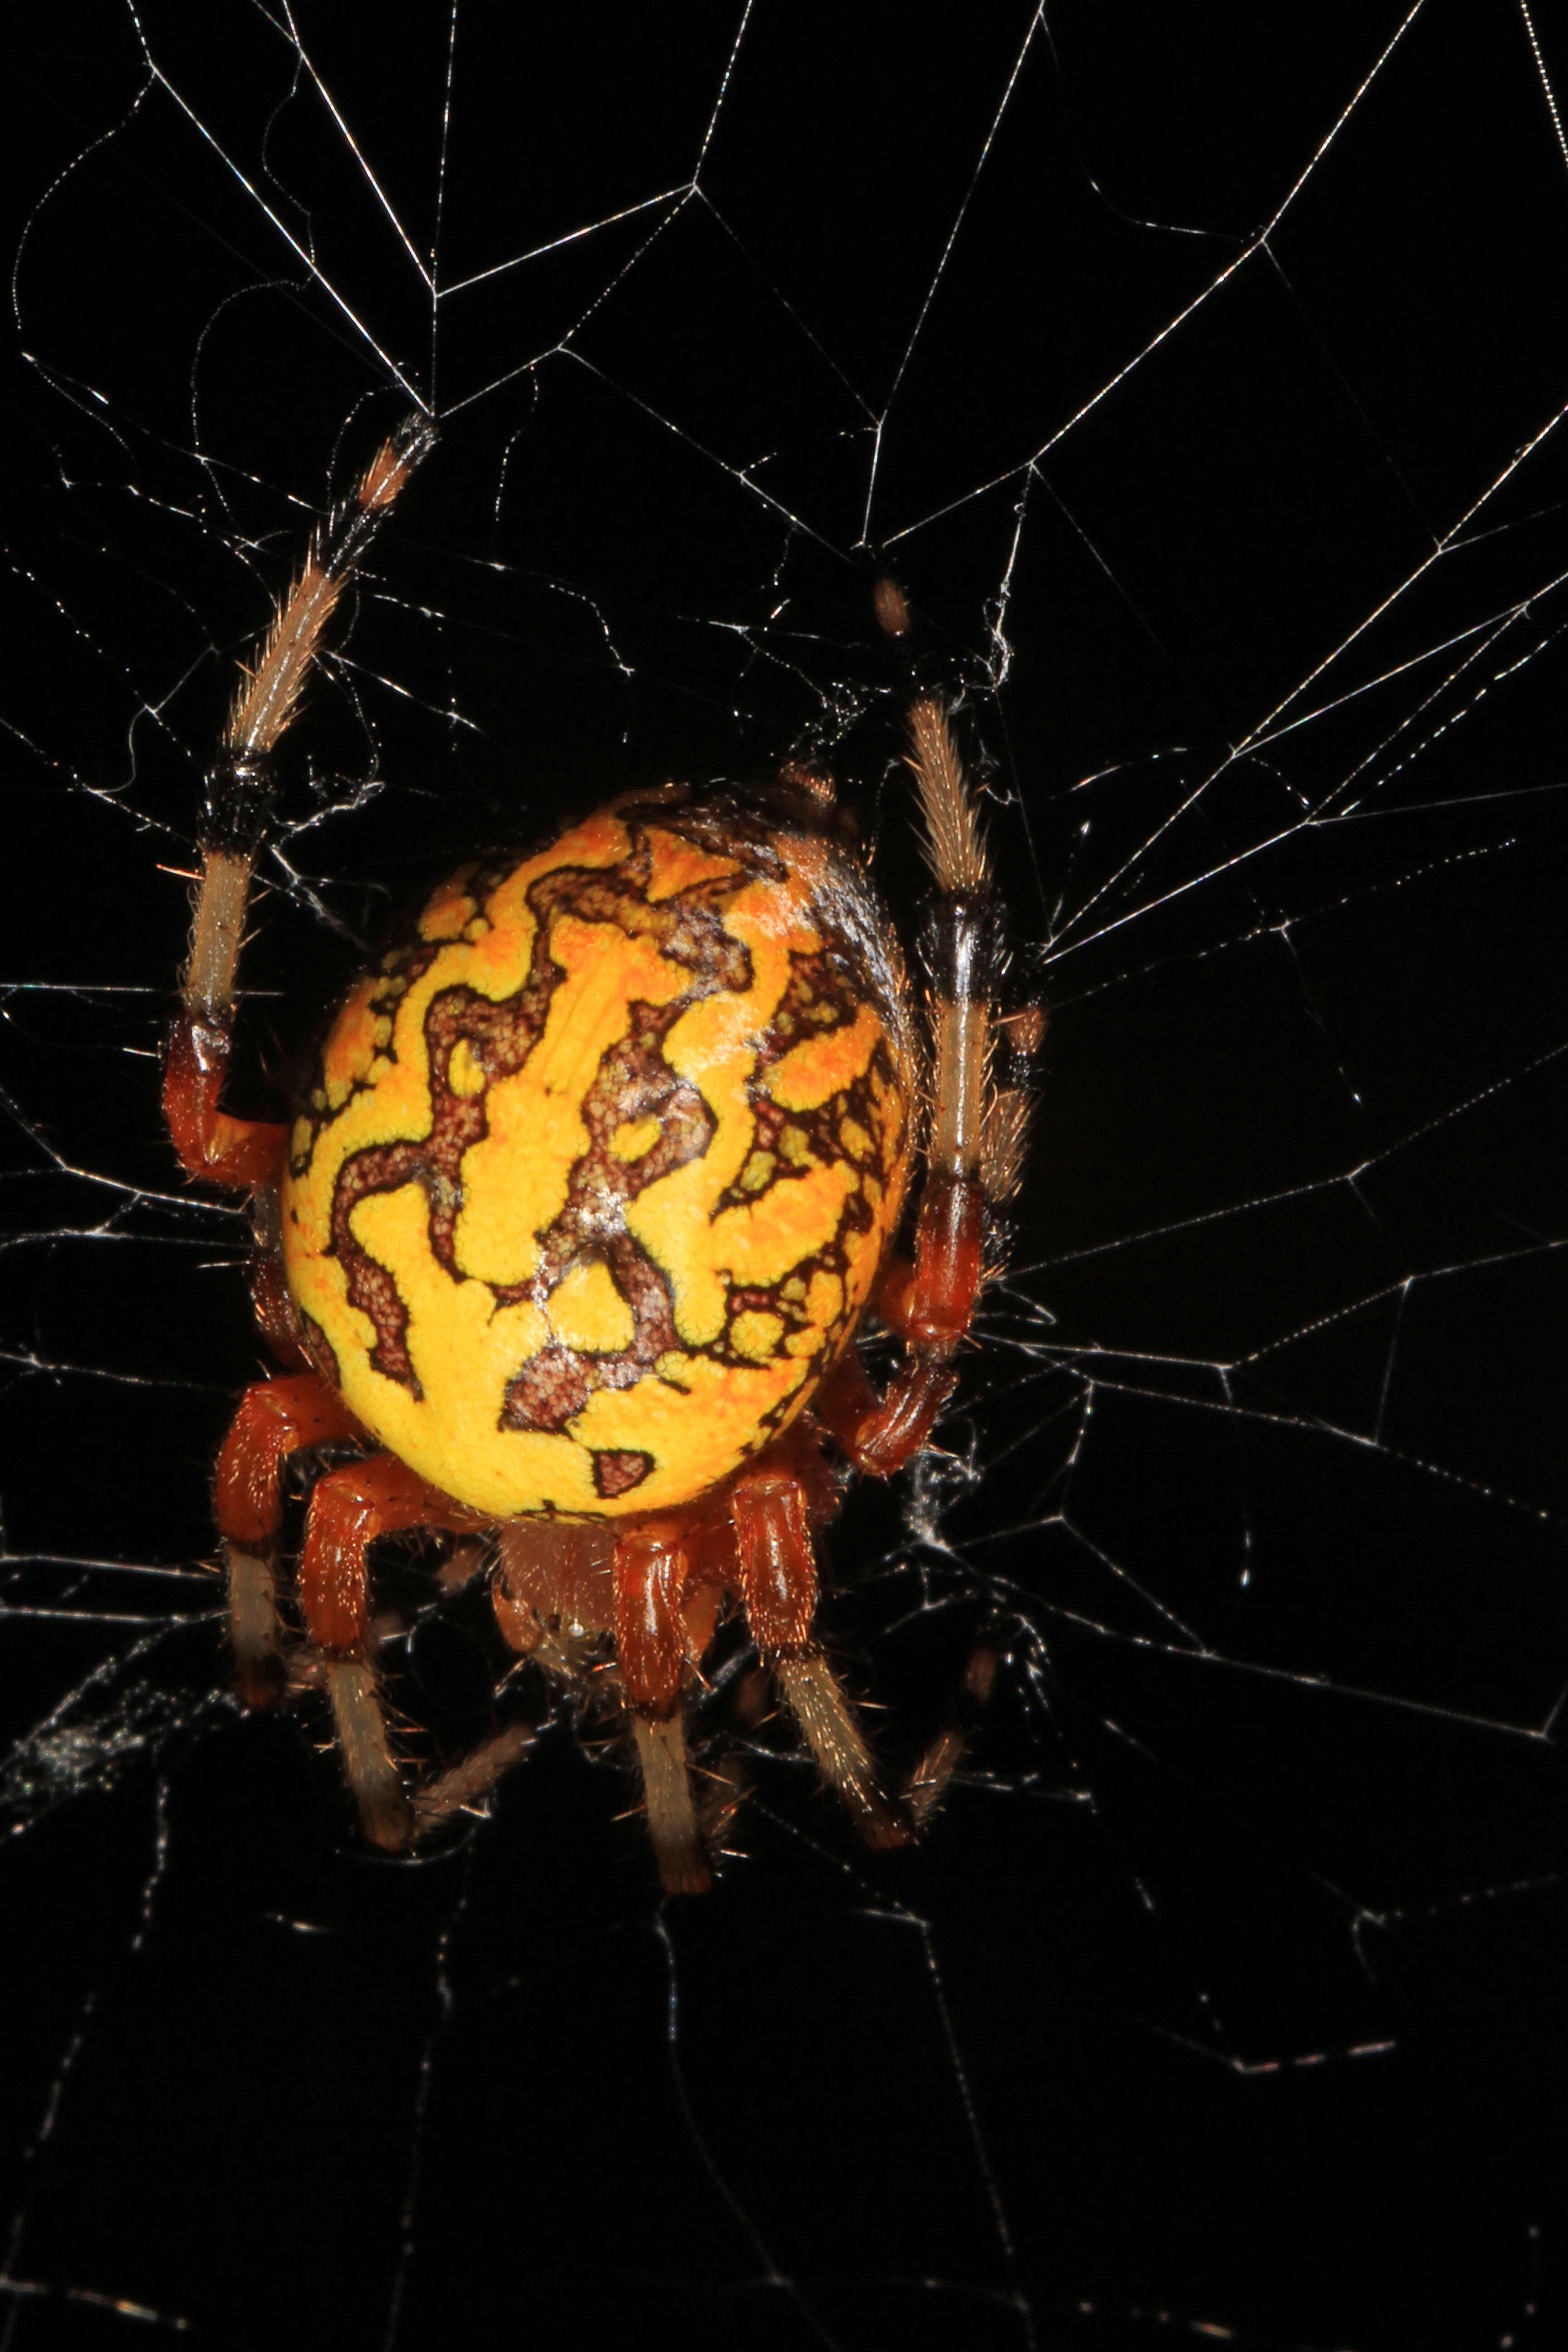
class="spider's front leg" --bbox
[165,415,438,1192]
[162,417,439,1715]
[818,696,1037,1478]
[809,692,1035,1834]
[161,756,290,1192]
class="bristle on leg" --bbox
[412,1725,538,1838]
[774,1654,911,1851]
[328,1659,412,1852]
[632,1714,710,1895]
[225,1542,284,1709]
[980,1084,1034,1205]
[906,697,990,896]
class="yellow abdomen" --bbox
[280,799,915,1518]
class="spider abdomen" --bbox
[280,798,916,1519]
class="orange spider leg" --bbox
[812,1341,955,1479]
[612,1524,709,1894]
[732,1469,909,1851]
[814,695,1039,1479]
[899,1174,987,1344]
[296,1455,487,1850]
[213,1370,363,1705]
[246,1246,313,1370]
[163,1018,288,1189]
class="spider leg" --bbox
[165,413,437,1191]
[814,697,1040,1478]
[812,1337,955,1479]
[213,1371,363,1705]
[903,1639,1003,1829]
[629,1717,707,1895]
[732,1470,909,1850]
[412,1725,539,1840]
[296,1454,484,1850]
[892,697,995,1350]
[612,1528,709,1895]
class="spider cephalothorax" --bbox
[165,415,1036,1890]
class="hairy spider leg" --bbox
[214,1372,364,1705]
[164,412,438,1188]
[902,1637,1007,1829]
[628,1714,708,1894]
[478,1424,904,1891]
[483,1516,715,1892]
[811,1339,950,1476]
[164,411,441,1800]
[296,1455,486,1850]
[732,1470,911,1850]
[812,696,1038,1475]
[609,1526,710,1893]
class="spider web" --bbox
[3,1,1568,2342]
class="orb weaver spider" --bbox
[164,412,1037,1891]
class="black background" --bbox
[5,3,1568,2346]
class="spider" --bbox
[164,413,1037,1891]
